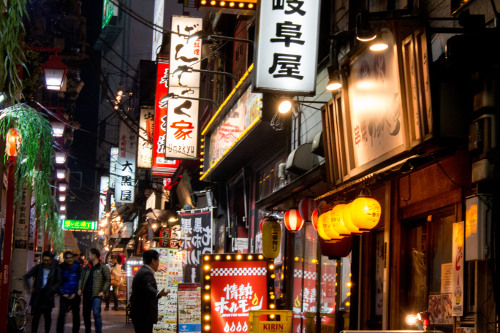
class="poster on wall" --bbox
[452,222,464,316]
[201,254,271,333]
[153,247,183,333]
[180,209,212,283]
[428,294,453,325]
[177,283,201,333]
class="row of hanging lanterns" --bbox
[314,196,382,242]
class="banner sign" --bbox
[14,187,31,249]
[202,254,273,333]
[180,210,212,283]
[166,16,202,160]
[254,0,321,94]
[138,108,154,168]
[177,283,202,333]
[153,247,184,333]
[99,176,109,221]
[153,60,180,176]
[115,122,137,204]
[452,222,464,316]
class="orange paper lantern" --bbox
[284,209,304,232]
[350,196,381,231]
[330,204,351,236]
[6,128,19,157]
[317,212,342,241]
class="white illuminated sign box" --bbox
[254,0,321,95]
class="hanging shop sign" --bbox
[166,16,203,160]
[180,209,212,283]
[206,85,262,169]
[115,122,137,204]
[151,0,165,60]
[347,31,405,171]
[109,147,119,189]
[102,0,118,29]
[254,0,321,95]
[177,283,202,333]
[62,220,98,231]
[99,176,109,221]
[452,221,464,316]
[138,108,154,168]
[201,254,274,333]
[153,60,180,176]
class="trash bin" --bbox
[249,310,293,333]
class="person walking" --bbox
[56,251,81,333]
[105,254,122,311]
[77,248,111,333]
[130,250,169,333]
[24,251,61,333]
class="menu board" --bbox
[153,248,184,333]
[177,283,201,333]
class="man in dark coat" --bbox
[130,249,169,333]
[57,251,81,333]
[25,251,61,333]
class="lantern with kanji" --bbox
[342,202,360,233]
[330,204,351,236]
[262,217,281,259]
[284,209,304,232]
[317,212,342,242]
[298,198,315,222]
[350,196,382,232]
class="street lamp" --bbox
[277,98,329,114]
[172,65,237,84]
[42,54,68,91]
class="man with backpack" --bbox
[77,248,111,333]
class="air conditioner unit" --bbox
[285,143,318,174]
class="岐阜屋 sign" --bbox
[254,0,321,95]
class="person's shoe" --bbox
[104,306,109,311]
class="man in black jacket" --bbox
[130,250,169,333]
[25,251,61,333]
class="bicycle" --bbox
[8,286,27,332]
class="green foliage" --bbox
[0,0,30,103]
[0,104,63,251]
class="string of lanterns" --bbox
[260,194,381,259]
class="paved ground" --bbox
[23,297,135,333]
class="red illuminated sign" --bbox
[153,60,180,176]
[202,254,274,332]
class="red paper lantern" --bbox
[6,128,19,157]
[298,198,315,222]
[284,209,304,232]
[311,209,319,230]
[259,218,267,232]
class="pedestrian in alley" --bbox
[56,251,81,333]
[105,254,122,311]
[130,249,169,333]
[78,248,111,333]
[24,251,62,333]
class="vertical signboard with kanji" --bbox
[138,108,154,168]
[153,60,180,176]
[452,222,464,316]
[109,147,119,189]
[115,122,136,204]
[254,0,321,95]
[99,176,109,221]
[180,209,212,283]
[202,254,274,333]
[14,188,31,249]
[167,16,202,160]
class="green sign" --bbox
[102,0,114,29]
[62,220,98,231]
